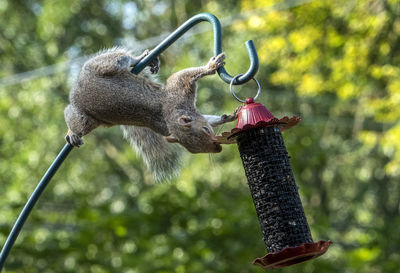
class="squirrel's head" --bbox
[165,114,222,153]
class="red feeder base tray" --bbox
[253,240,332,270]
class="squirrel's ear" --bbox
[164,135,179,143]
[178,115,193,128]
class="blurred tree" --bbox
[238,0,400,272]
[0,0,399,273]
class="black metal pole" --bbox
[0,143,74,271]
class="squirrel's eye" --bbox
[203,126,211,134]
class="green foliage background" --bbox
[1,0,399,272]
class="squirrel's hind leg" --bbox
[165,53,225,91]
[86,49,157,76]
[64,104,100,147]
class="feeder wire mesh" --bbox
[236,126,313,253]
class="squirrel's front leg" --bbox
[204,106,242,127]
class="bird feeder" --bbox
[217,76,331,269]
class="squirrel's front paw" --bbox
[65,131,84,147]
[207,53,225,72]
[232,105,242,119]
[220,106,242,124]
[220,114,236,124]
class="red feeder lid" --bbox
[236,97,277,129]
[216,98,301,144]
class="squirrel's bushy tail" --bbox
[121,125,182,182]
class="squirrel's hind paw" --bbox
[207,53,226,71]
[134,49,160,74]
[65,131,84,147]
[148,57,160,74]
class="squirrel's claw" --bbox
[65,131,84,147]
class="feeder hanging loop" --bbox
[230,73,261,103]
[131,13,259,85]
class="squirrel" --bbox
[64,47,239,181]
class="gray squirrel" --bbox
[64,48,239,181]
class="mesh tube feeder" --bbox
[218,78,331,269]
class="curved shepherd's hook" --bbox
[132,13,259,85]
[0,13,259,272]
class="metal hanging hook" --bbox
[131,13,259,85]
